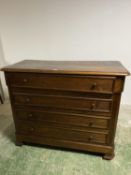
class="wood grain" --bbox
[1,60,130,76]
[2,60,130,160]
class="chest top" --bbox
[1,60,130,76]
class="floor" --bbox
[0,100,131,175]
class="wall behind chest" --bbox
[0,0,131,104]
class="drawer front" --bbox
[14,94,112,112]
[15,109,110,130]
[8,73,114,93]
[16,122,108,145]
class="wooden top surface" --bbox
[1,60,130,76]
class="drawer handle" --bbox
[90,103,96,110]
[28,113,33,117]
[23,78,28,83]
[88,122,93,127]
[28,113,33,118]
[91,83,97,89]
[88,136,93,142]
[30,127,35,132]
[26,98,30,102]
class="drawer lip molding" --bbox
[2,60,129,160]
[12,92,113,101]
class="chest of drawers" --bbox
[2,60,129,160]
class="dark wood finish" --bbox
[13,93,112,112]
[16,121,108,145]
[7,73,115,93]
[16,133,113,154]
[103,152,115,160]
[0,79,4,104]
[1,60,129,160]
[1,60,130,76]
[15,109,110,130]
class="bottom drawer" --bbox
[16,122,108,145]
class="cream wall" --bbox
[0,0,131,104]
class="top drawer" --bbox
[7,73,115,93]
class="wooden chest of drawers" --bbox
[2,60,129,160]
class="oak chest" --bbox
[2,60,129,159]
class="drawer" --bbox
[16,122,108,145]
[14,94,112,113]
[15,109,110,130]
[8,73,114,93]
